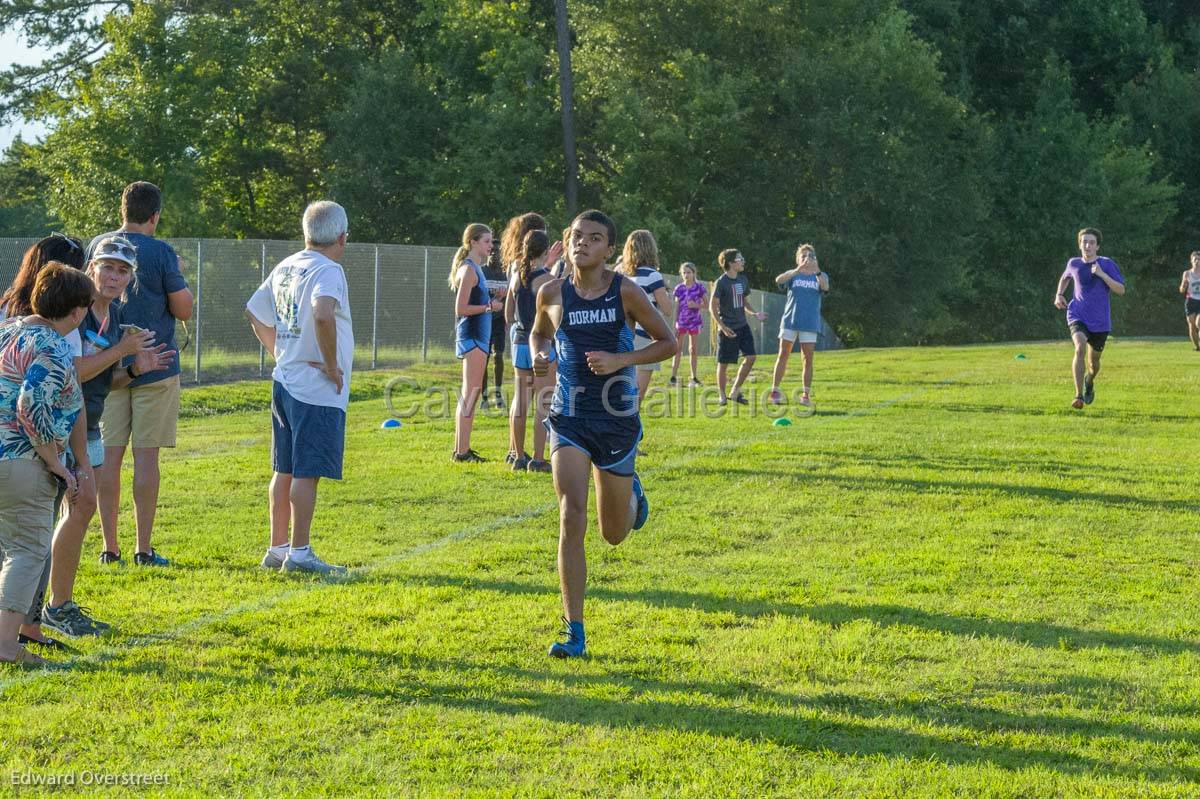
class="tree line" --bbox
[1,0,1197,345]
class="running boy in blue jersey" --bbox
[530,210,676,658]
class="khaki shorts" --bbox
[634,334,661,372]
[101,375,181,449]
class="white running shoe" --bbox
[260,550,285,570]
[281,549,347,575]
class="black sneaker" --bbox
[504,451,516,465]
[18,633,75,652]
[734,394,749,405]
[98,550,123,566]
[452,449,487,463]
[41,601,108,637]
[668,376,677,386]
[133,548,169,567]
[1082,374,1095,405]
[512,455,531,471]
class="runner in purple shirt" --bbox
[1053,228,1126,410]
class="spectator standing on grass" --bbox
[450,223,501,463]
[669,262,706,387]
[480,245,509,410]
[1178,251,1200,351]
[0,235,93,649]
[0,263,93,667]
[769,243,828,407]
[710,249,766,406]
[87,182,193,567]
[246,201,353,575]
[1053,228,1125,410]
[42,237,176,641]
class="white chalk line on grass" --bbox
[0,370,975,694]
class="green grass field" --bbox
[2,339,1198,797]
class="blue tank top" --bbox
[512,267,549,345]
[551,273,636,419]
[454,258,491,345]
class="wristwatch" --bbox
[126,364,138,379]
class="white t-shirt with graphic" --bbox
[246,249,353,411]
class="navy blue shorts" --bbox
[545,413,642,476]
[271,381,346,479]
[717,325,756,364]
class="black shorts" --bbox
[545,413,642,476]
[1068,321,1109,352]
[717,325,756,364]
[1186,299,1200,317]
[490,317,506,355]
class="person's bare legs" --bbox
[670,338,683,382]
[594,467,635,547]
[98,445,126,555]
[1071,332,1088,397]
[455,350,487,455]
[288,476,319,549]
[269,472,292,547]
[731,355,756,399]
[771,339,793,393]
[1191,315,1200,350]
[1088,346,1102,382]
[716,362,730,400]
[510,371,532,459]
[552,447,591,622]
[799,342,816,398]
[688,333,699,381]
[46,469,98,607]
[131,447,161,555]
[0,610,48,664]
[493,351,505,402]
[636,369,653,408]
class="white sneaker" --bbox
[260,550,285,570]
[281,549,347,575]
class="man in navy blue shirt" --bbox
[87,182,194,567]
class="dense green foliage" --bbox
[1,1,1198,344]
[1,342,1198,795]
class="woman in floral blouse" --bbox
[0,262,93,667]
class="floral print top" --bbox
[0,318,82,460]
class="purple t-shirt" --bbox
[1062,256,1123,333]
[673,282,707,330]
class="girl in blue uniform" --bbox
[505,229,556,472]
[769,243,828,406]
[530,210,676,658]
[451,223,501,462]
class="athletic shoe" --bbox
[41,601,107,637]
[504,451,516,465]
[281,549,347,576]
[734,394,749,406]
[689,377,702,387]
[491,392,505,409]
[668,376,677,386]
[18,633,74,652]
[261,550,285,570]
[1082,374,1095,405]
[548,617,587,659]
[631,472,649,530]
[717,396,728,407]
[452,449,487,463]
[799,394,812,406]
[98,550,123,566]
[512,455,531,472]
[526,459,552,473]
[1071,396,1084,410]
[767,388,784,404]
[134,549,169,567]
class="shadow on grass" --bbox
[685,464,1198,514]
[152,638,1195,784]
[404,574,1200,658]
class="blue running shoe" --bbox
[631,473,649,530]
[548,617,586,658]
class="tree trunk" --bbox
[555,0,579,216]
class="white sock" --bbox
[288,545,311,560]
[268,544,288,558]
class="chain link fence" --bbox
[0,237,838,384]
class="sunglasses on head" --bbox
[97,240,137,261]
[50,231,82,252]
